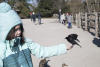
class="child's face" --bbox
[14,25,21,38]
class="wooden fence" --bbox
[75,12,100,38]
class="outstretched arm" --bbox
[28,42,67,58]
[25,39,73,58]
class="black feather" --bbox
[65,34,81,48]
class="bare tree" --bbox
[67,0,82,13]
[85,0,100,12]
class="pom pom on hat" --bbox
[0,2,11,13]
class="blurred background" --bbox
[0,0,100,19]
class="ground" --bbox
[22,18,100,67]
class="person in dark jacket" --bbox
[32,11,36,23]
[37,12,41,24]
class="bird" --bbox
[65,34,81,48]
[39,58,50,67]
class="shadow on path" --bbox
[93,38,100,47]
[89,31,95,36]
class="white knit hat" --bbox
[0,2,22,42]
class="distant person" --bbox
[32,11,36,23]
[61,13,66,24]
[66,13,72,28]
[29,12,32,21]
[58,9,61,23]
[37,12,41,25]
[0,2,74,67]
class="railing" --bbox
[75,12,100,38]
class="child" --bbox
[66,13,72,28]
[0,2,73,67]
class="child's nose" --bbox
[17,29,21,34]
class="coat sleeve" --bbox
[0,42,6,67]
[25,39,67,58]
[0,58,3,67]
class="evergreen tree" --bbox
[35,0,70,17]
[35,0,54,17]
[7,0,34,18]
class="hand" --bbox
[66,44,74,50]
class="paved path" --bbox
[22,18,100,67]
